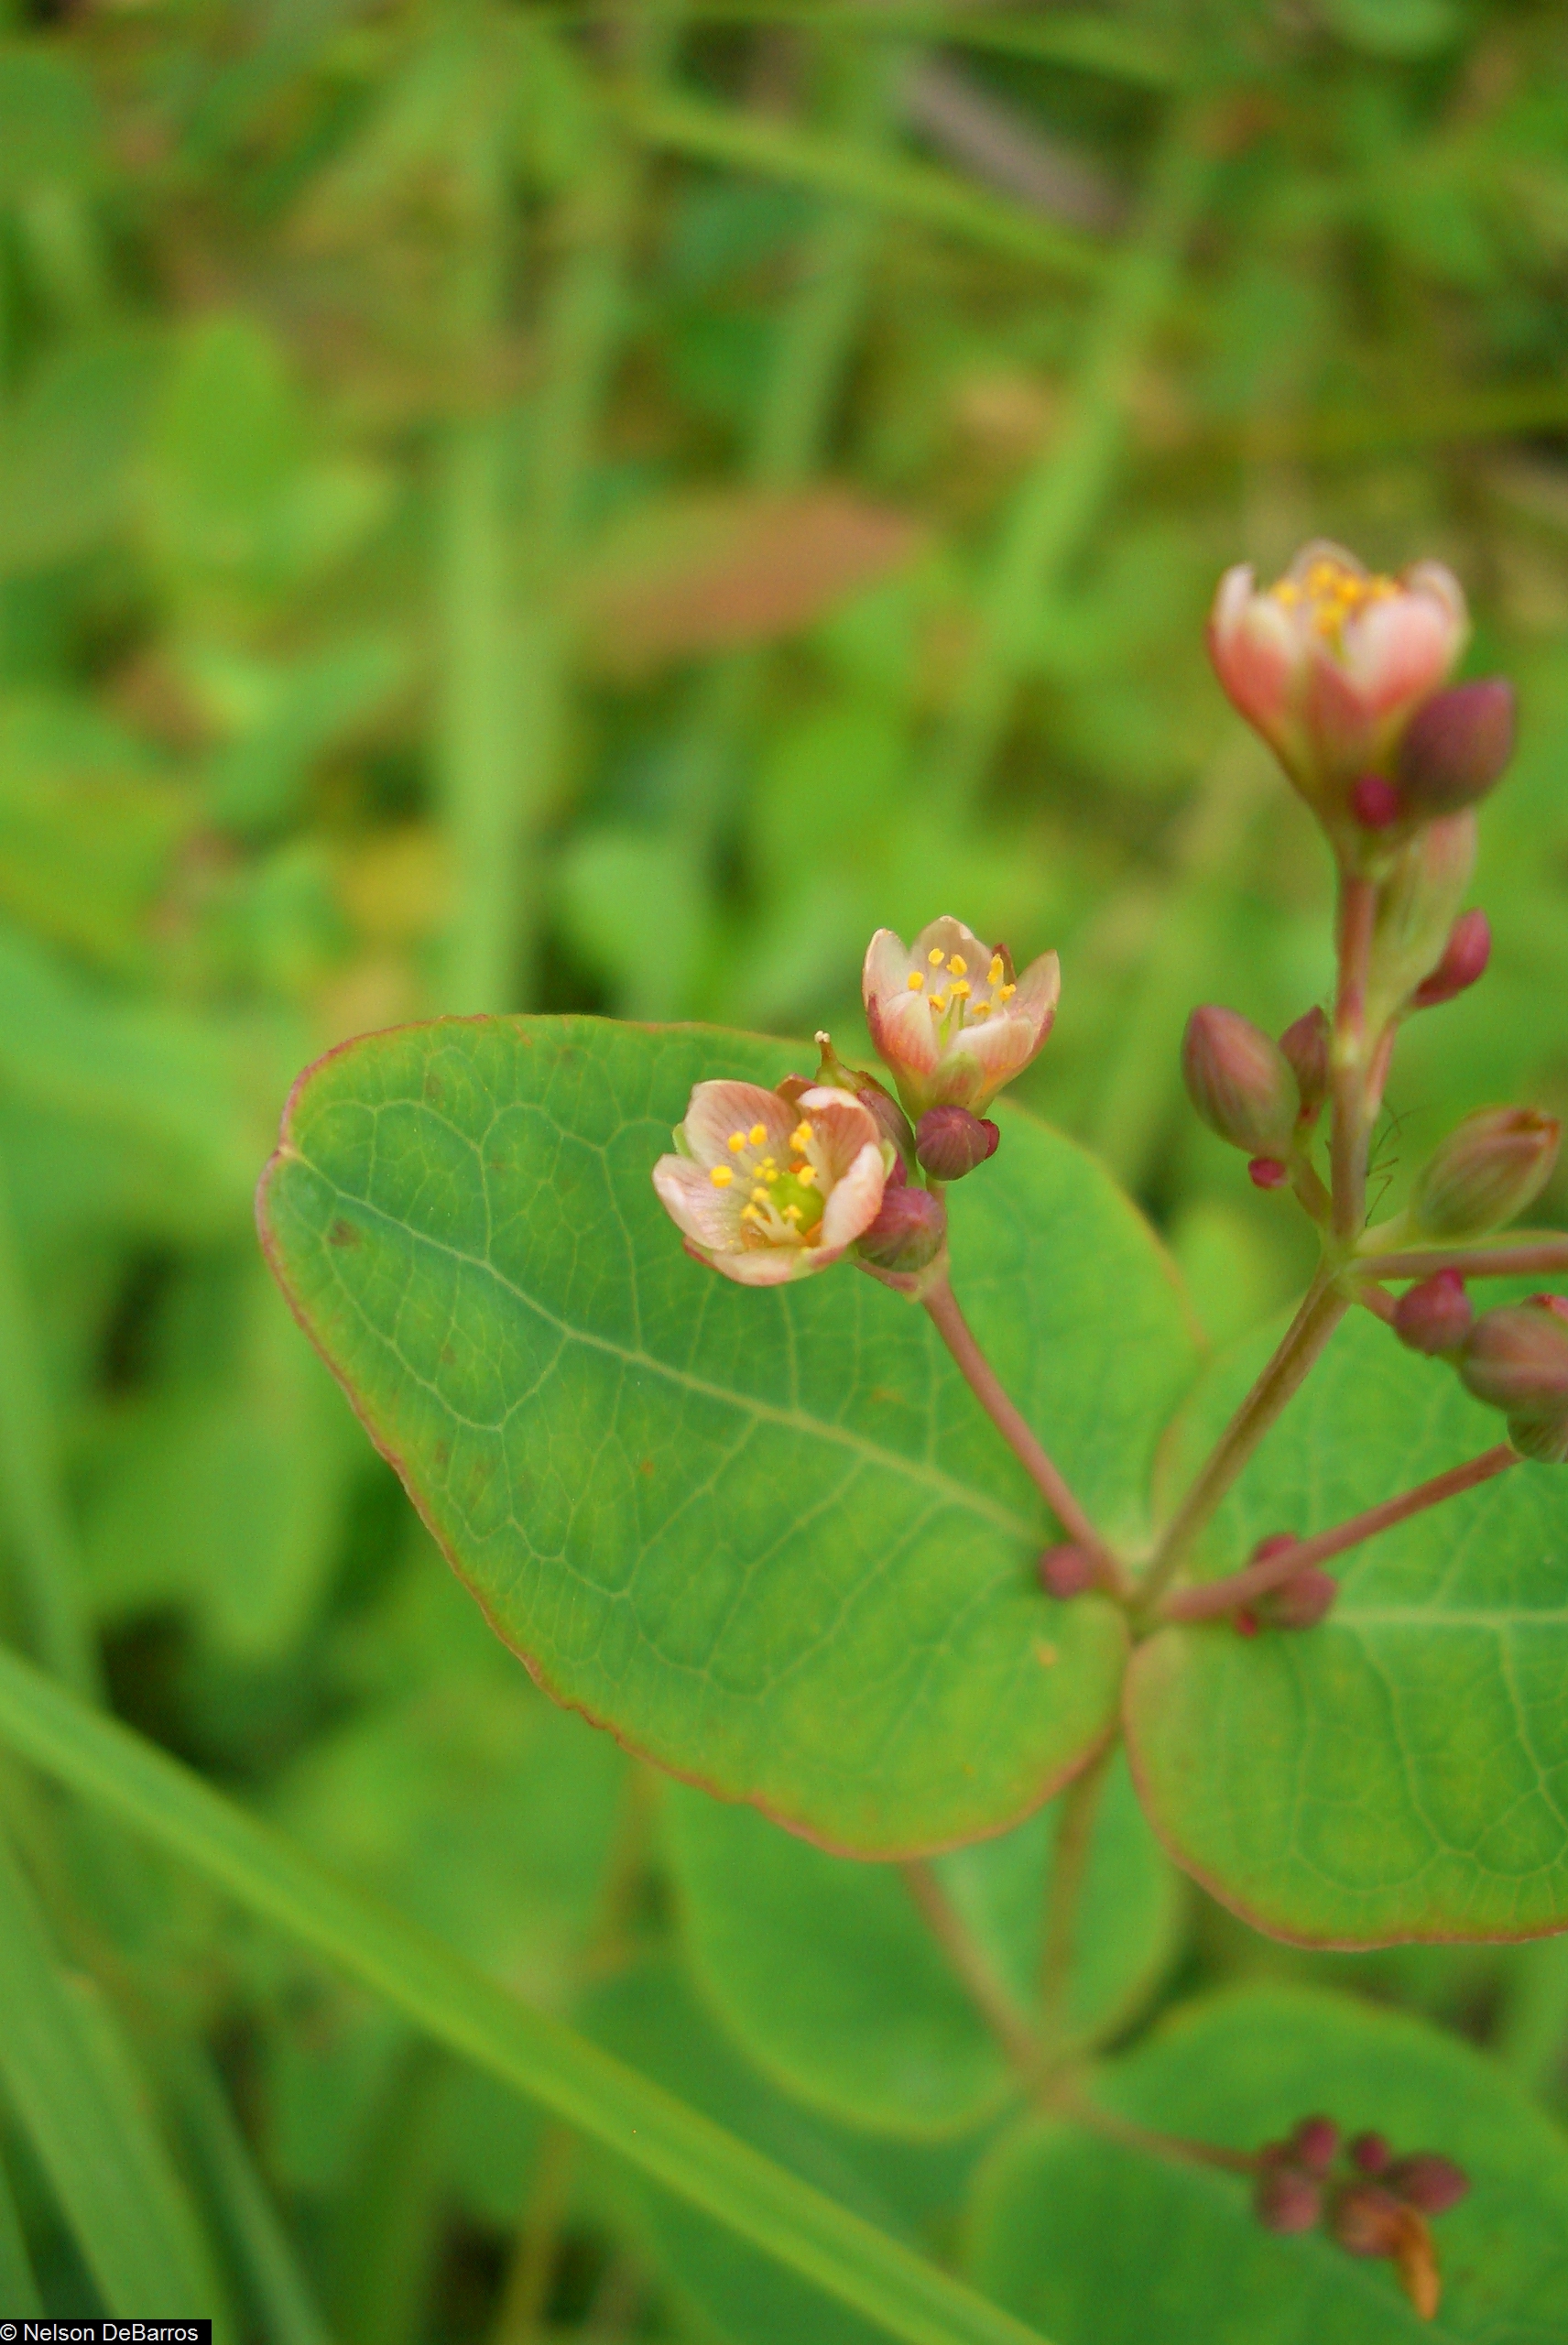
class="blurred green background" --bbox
[5,0,1568,2339]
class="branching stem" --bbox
[1160,1443,1519,1622]
[898,1860,1041,2081]
[921,1271,1127,1597]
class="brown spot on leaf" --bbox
[637,1458,656,1476]
[328,1218,361,1248]
[433,1442,450,1469]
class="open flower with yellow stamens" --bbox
[652,1080,890,1286]
[863,915,1060,1119]
[1208,540,1467,837]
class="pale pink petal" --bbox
[1402,560,1468,638]
[819,1140,888,1248]
[1339,592,1462,719]
[1007,948,1061,1037]
[797,1088,881,1183]
[952,952,1060,1092]
[679,1080,794,1168]
[1284,538,1367,586]
[910,913,992,974]
[653,1154,744,1249]
[866,983,941,1082]
[712,1242,845,1286]
[1209,581,1297,737]
[862,927,919,1008]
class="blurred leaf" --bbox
[191,632,408,832]
[0,336,157,576]
[968,1986,1568,2342]
[572,492,922,675]
[0,46,97,198]
[1320,0,1465,60]
[0,2141,41,2315]
[259,1017,1200,1853]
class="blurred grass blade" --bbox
[0,2139,42,2316]
[170,2048,334,2345]
[0,1645,1050,2345]
[0,1822,225,2318]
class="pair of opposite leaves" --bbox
[258,1015,1568,1949]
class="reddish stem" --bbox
[1331,874,1378,1241]
[1359,1238,1568,1282]
[1160,1444,1519,1623]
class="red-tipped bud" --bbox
[1248,1156,1290,1190]
[1412,909,1490,1009]
[1260,1566,1337,1631]
[1460,1299,1568,1420]
[1290,2117,1340,2172]
[916,1106,999,1181]
[1181,1007,1299,1159]
[1330,2183,1408,2258]
[1351,772,1402,829]
[1398,677,1516,814]
[855,1184,946,1274]
[1038,1544,1094,1600]
[1279,1007,1330,1117]
[1350,2132,1390,2176]
[1387,2154,1468,2216]
[1410,1105,1560,1238]
[1392,1269,1474,1356]
[1255,2165,1323,2235]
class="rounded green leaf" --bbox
[969,1986,1568,2344]
[664,1751,1182,2137]
[1127,1305,1568,1944]
[258,1016,1197,1854]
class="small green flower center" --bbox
[725,1119,826,1247]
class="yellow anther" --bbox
[711,1164,734,1187]
[782,1204,801,1222]
[972,999,992,1018]
[987,954,1004,986]
[948,954,967,977]
[950,979,971,999]
[741,1204,760,1223]
[749,1123,767,1146]
[907,971,924,991]
[789,1121,813,1150]
[797,1163,817,1188]
[728,1130,747,1153]
[751,1186,769,1204]
[998,983,1016,1002]
[928,993,946,1014]
[928,947,945,966]
[1275,580,1301,607]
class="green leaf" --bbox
[258,1016,1197,1853]
[1127,1305,1568,1945]
[664,1751,1181,2137]
[0,2140,41,2317]
[0,1824,225,2318]
[0,1642,1049,2345]
[969,1985,1568,2345]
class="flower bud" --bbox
[812,1032,916,1165]
[1391,1269,1473,1356]
[1350,772,1402,829]
[1290,2117,1340,2173]
[1350,2132,1390,2176]
[1366,813,1477,1029]
[1459,1299,1568,1417]
[1255,2165,1323,2235]
[1248,1156,1290,1191]
[1038,1544,1094,1600]
[1279,1007,1330,1118]
[1386,2154,1468,2216]
[855,1183,946,1275]
[1181,1007,1298,1158]
[1410,1106,1560,1239]
[1329,2183,1408,2259]
[1411,909,1490,1009]
[1398,677,1516,814]
[1260,1566,1337,1631]
[1507,1412,1568,1464]
[916,1106,999,1181]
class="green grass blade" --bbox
[170,2048,334,2345]
[0,1644,1049,2345]
[0,1820,225,2318]
[0,2138,42,2317]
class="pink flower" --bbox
[1208,540,1467,819]
[863,915,1060,1118]
[653,1080,889,1285]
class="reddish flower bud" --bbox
[1410,1106,1560,1239]
[1387,2154,1468,2216]
[1460,1300,1568,1418]
[1392,1269,1474,1356]
[1279,1006,1330,1117]
[1260,1567,1337,1631]
[1330,2182,1408,2258]
[1411,909,1490,1009]
[1255,2165,1323,2235]
[1038,1544,1094,1600]
[1290,2116,1340,2172]
[916,1106,999,1181]
[1507,1412,1568,1465]
[1351,772,1402,828]
[855,1183,946,1275]
[1181,1007,1298,1158]
[1248,1156,1290,1190]
[1398,676,1516,814]
[1350,2132,1390,2176]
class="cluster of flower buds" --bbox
[1458,1293,1568,1463]
[654,917,1057,1286]
[1254,2115,1468,2318]
[1209,540,1515,870]
[1181,1005,1322,1190]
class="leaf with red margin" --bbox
[257,1016,1197,1856]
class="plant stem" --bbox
[1330,872,1378,1242]
[1051,2089,1257,2176]
[921,1271,1125,1595]
[1359,1238,1568,1282]
[898,1860,1041,2081]
[1160,1444,1519,1623]
[1138,1271,1347,1609]
[1038,1746,1112,2037]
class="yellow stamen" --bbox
[987,954,1004,985]
[907,971,924,991]
[764,1166,779,1184]
[928,992,946,1014]
[710,1164,734,1187]
[782,1204,801,1222]
[741,1204,760,1222]
[972,999,992,1018]
[728,1130,747,1153]
[789,1121,813,1150]
[928,947,945,966]
[948,954,967,977]
[749,1123,767,1146]
[951,979,971,999]
[751,1186,769,1204]
[797,1164,817,1188]
[998,983,1016,1002]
